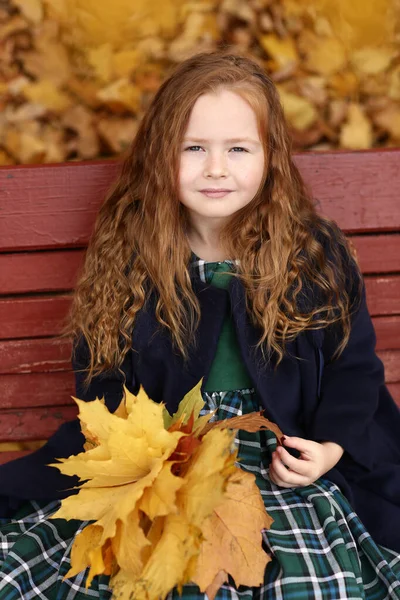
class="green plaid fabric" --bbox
[1,391,400,599]
[1,259,400,599]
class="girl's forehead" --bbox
[184,90,261,140]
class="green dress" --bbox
[1,259,400,600]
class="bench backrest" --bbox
[1,151,400,463]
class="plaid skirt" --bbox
[1,389,400,600]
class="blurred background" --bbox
[1,0,400,165]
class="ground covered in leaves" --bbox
[0,0,400,163]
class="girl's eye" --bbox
[185,146,203,152]
[230,147,247,152]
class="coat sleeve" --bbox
[0,337,138,517]
[309,275,400,471]
[72,334,137,413]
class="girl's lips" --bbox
[200,190,233,198]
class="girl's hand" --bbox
[269,437,344,488]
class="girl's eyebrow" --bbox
[183,137,261,145]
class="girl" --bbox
[1,51,400,600]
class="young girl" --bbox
[1,51,400,599]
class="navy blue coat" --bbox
[1,257,400,552]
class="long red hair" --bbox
[67,51,360,381]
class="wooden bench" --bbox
[1,150,400,465]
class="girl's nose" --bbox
[203,152,228,178]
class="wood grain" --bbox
[0,338,72,374]
[0,405,78,442]
[0,295,72,339]
[0,234,398,296]
[294,149,400,233]
[0,371,75,409]
[388,382,400,408]
[373,316,400,350]
[0,161,120,251]
[364,276,400,316]
[350,234,400,274]
[0,250,84,294]
[0,277,397,342]
[2,150,400,251]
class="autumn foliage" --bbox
[50,382,281,599]
[1,0,400,165]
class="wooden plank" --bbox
[388,382,400,408]
[0,295,72,339]
[2,275,398,342]
[0,338,72,374]
[0,236,398,296]
[377,350,400,384]
[1,151,400,251]
[0,405,78,442]
[0,250,84,295]
[295,149,400,233]
[365,276,400,316]
[350,234,400,274]
[373,316,400,350]
[0,371,75,409]
[0,161,120,251]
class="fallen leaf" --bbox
[96,117,138,154]
[278,87,318,130]
[163,378,204,429]
[298,31,347,76]
[340,103,373,149]
[204,570,228,600]
[193,469,272,591]
[260,33,298,70]
[204,411,284,439]
[14,0,44,24]
[373,104,400,140]
[97,78,141,113]
[351,46,394,76]
[23,80,72,112]
[49,382,276,599]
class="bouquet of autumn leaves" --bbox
[50,381,283,600]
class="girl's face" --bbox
[179,89,265,229]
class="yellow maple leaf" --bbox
[23,80,72,113]
[259,34,298,71]
[51,383,276,599]
[340,103,373,149]
[193,469,273,594]
[278,88,318,131]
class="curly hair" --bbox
[67,50,361,382]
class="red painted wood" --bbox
[0,338,72,374]
[1,276,397,343]
[377,350,400,384]
[0,295,72,340]
[364,276,400,316]
[1,150,400,251]
[350,234,400,274]
[373,316,400,350]
[0,234,398,298]
[0,405,78,442]
[388,383,400,408]
[0,371,75,409]
[0,250,85,295]
[0,161,120,251]
[294,149,400,233]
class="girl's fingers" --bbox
[275,446,311,476]
[282,436,318,455]
[269,452,310,487]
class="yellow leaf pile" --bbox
[1,0,399,166]
[50,382,277,600]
